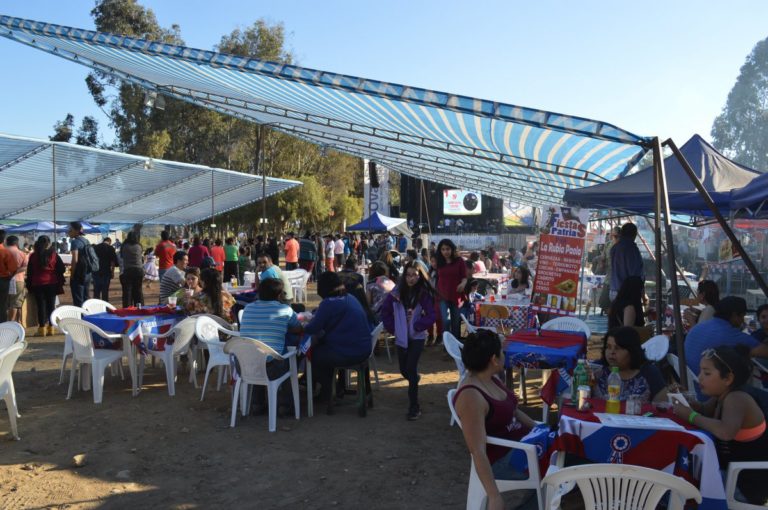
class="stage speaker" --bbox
[369,161,379,188]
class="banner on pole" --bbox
[531,206,589,316]
[363,159,390,217]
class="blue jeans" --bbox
[70,274,91,307]
[440,300,461,338]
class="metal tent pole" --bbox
[653,138,688,387]
[664,139,768,298]
[652,146,664,336]
[52,145,57,231]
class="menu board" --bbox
[531,206,589,316]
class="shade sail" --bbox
[0,15,652,207]
[347,212,412,236]
[563,135,762,215]
[6,221,67,233]
[0,133,301,225]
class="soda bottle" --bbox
[571,359,588,404]
[605,366,622,414]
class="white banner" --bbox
[363,159,390,216]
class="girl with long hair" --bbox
[435,239,467,338]
[380,261,437,420]
[184,268,235,322]
[508,267,531,295]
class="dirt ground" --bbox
[0,280,594,509]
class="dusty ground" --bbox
[0,281,594,509]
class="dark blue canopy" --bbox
[347,212,411,234]
[731,172,768,217]
[563,135,761,215]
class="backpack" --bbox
[80,237,100,274]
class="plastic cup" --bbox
[185,289,194,297]
[577,385,591,411]
[168,296,177,307]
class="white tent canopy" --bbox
[0,133,301,225]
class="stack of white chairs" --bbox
[0,341,27,439]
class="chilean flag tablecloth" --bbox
[553,402,727,509]
[83,311,183,352]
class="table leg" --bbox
[123,336,139,397]
[306,359,313,418]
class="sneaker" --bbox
[407,409,422,421]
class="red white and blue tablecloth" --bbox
[553,402,727,510]
[475,301,537,332]
[83,312,183,351]
[503,329,586,371]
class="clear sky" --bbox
[1,1,767,148]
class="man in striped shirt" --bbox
[158,251,188,304]
[239,278,303,414]
[239,278,302,354]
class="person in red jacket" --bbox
[154,230,176,281]
[435,239,468,339]
[26,235,65,336]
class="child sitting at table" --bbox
[672,345,768,505]
[508,267,530,295]
[459,279,483,324]
[593,326,666,403]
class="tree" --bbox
[76,116,100,147]
[50,113,75,142]
[711,36,768,171]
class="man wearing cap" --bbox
[684,296,768,376]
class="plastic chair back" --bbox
[57,318,101,361]
[169,317,198,355]
[447,388,462,426]
[642,334,670,362]
[0,341,26,385]
[0,322,25,351]
[667,353,699,392]
[478,304,510,320]
[50,305,85,327]
[192,313,233,332]
[542,463,701,510]
[370,322,384,355]
[442,332,466,377]
[541,316,591,339]
[725,461,768,510]
[460,313,477,334]
[82,299,116,315]
[224,336,283,385]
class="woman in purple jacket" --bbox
[381,261,437,420]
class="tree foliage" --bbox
[84,0,364,236]
[711,36,768,171]
[50,113,75,142]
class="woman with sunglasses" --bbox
[380,261,437,420]
[672,345,768,505]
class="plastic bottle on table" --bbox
[605,366,622,414]
[571,359,588,404]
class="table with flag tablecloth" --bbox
[83,309,183,396]
[551,400,727,510]
[475,299,537,332]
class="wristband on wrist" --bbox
[688,411,699,424]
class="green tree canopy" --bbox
[712,36,768,171]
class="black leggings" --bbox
[32,284,57,326]
[397,339,425,411]
[121,266,144,307]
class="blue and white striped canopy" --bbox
[0,133,301,225]
[0,15,652,206]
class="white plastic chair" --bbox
[541,463,701,510]
[642,334,670,362]
[224,336,300,431]
[0,322,25,351]
[50,305,85,384]
[447,389,544,510]
[667,353,699,393]
[368,323,384,388]
[0,342,27,439]
[443,332,467,426]
[725,461,768,509]
[195,315,236,400]
[58,318,124,404]
[540,316,591,339]
[139,317,198,396]
[285,268,309,303]
[81,299,117,315]
[461,313,477,334]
